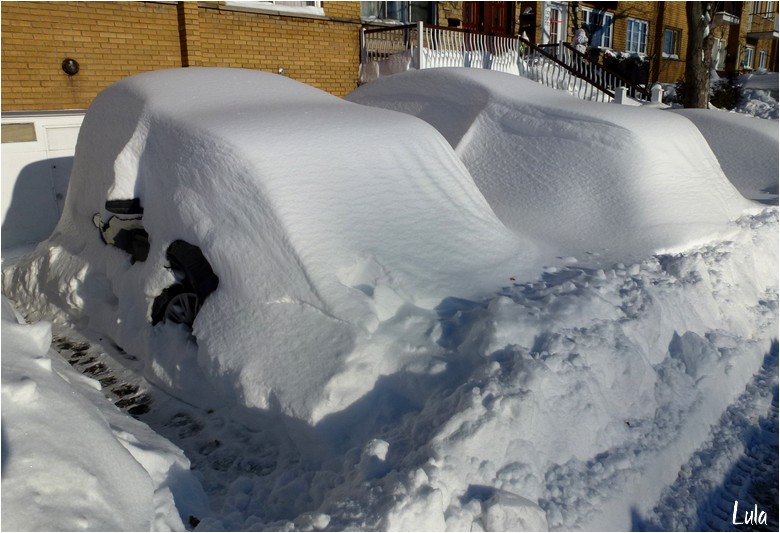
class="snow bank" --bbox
[2,68,545,424]
[670,108,779,203]
[0,297,206,531]
[347,68,753,262]
[192,208,778,531]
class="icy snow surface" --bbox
[2,68,778,531]
[346,68,753,262]
[1,296,207,531]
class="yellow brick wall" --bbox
[2,1,182,111]
[658,2,687,83]
[197,4,361,96]
[322,1,360,20]
[2,1,363,112]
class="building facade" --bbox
[1,1,363,112]
[2,1,778,113]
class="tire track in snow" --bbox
[639,341,778,532]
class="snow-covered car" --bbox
[3,68,548,423]
[347,68,752,261]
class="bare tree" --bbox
[683,1,716,108]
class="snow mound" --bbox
[2,68,544,424]
[1,297,207,531]
[347,68,753,262]
[670,108,779,203]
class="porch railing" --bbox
[359,22,520,84]
[528,41,651,102]
[359,22,651,104]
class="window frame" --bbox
[360,1,435,24]
[712,38,727,69]
[758,49,768,69]
[662,27,681,59]
[223,1,325,17]
[579,6,614,48]
[626,18,649,54]
[743,45,755,69]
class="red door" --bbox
[462,1,514,36]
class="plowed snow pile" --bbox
[1,297,207,530]
[346,68,752,262]
[3,68,777,531]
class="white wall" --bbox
[2,112,85,253]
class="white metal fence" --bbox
[359,22,649,104]
[359,22,520,84]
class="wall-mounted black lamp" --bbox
[62,58,79,76]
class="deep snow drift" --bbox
[1,296,207,530]
[3,68,778,531]
[346,68,753,262]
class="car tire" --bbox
[151,241,218,328]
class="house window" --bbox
[758,49,768,69]
[626,18,648,54]
[663,28,681,58]
[224,1,324,16]
[580,7,613,48]
[712,38,726,69]
[361,1,434,23]
[743,46,755,69]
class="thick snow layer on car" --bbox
[1,68,548,423]
[346,68,754,262]
[669,107,779,203]
[0,297,207,531]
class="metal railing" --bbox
[525,41,651,102]
[747,10,779,35]
[359,22,650,104]
[359,22,520,84]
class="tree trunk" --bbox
[684,1,715,108]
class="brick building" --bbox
[2,1,777,113]
[1,1,363,112]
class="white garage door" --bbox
[2,112,85,254]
